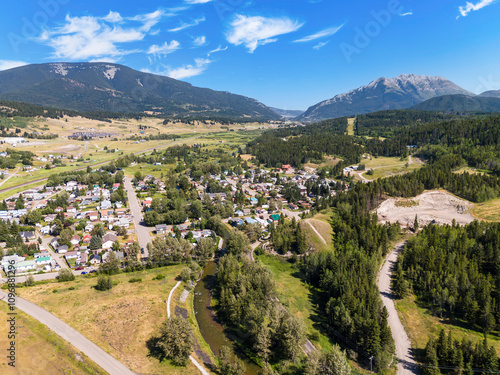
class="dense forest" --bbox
[423,330,498,375]
[355,110,457,137]
[395,221,500,333]
[302,185,399,369]
[214,254,306,367]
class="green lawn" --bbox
[256,254,331,351]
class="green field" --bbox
[357,155,424,181]
[395,294,500,360]
[472,197,500,221]
[257,254,332,351]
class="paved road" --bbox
[0,290,135,375]
[377,241,417,375]
[124,178,153,257]
[40,234,69,270]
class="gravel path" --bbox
[377,242,418,375]
[166,279,211,375]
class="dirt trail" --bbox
[166,280,211,375]
[304,220,327,246]
[377,242,418,375]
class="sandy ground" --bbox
[377,190,475,227]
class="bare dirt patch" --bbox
[377,190,475,227]
[240,154,254,161]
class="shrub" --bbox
[58,268,75,282]
[129,277,142,283]
[95,275,113,291]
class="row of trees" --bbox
[423,330,498,375]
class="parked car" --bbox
[89,270,97,274]
[81,271,88,275]
[141,248,145,254]
[75,266,84,270]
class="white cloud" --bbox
[167,58,211,79]
[0,60,28,71]
[294,24,343,43]
[399,11,413,16]
[193,36,207,47]
[226,14,303,53]
[458,0,496,17]
[129,9,166,32]
[313,41,328,50]
[185,0,213,3]
[148,40,181,55]
[103,11,123,23]
[169,17,205,32]
[37,10,166,60]
[208,45,228,56]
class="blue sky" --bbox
[0,0,499,110]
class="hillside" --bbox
[0,62,280,120]
[412,94,500,113]
[479,90,500,98]
[269,107,305,118]
[297,74,472,122]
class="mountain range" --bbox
[0,63,499,123]
[413,94,500,113]
[0,62,280,120]
[297,74,475,122]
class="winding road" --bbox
[377,242,417,375]
[0,290,135,375]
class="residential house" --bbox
[102,232,117,249]
[89,254,101,265]
[82,234,92,244]
[14,260,36,272]
[35,256,52,266]
[87,211,99,221]
[57,245,69,254]
[1,254,25,271]
[156,224,168,234]
[19,231,36,241]
[70,234,81,246]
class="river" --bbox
[193,261,261,375]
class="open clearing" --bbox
[347,118,355,136]
[0,302,105,375]
[17,266,202,375]
[472,197,500,221]
[377,190,475,227]
[301,212,333,251]
[257,255,331,351]
[395,294,500,361]
[355,155,424,181]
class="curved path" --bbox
[166,279,211,375]
[377,242,417,375]
[0,290,135,375]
